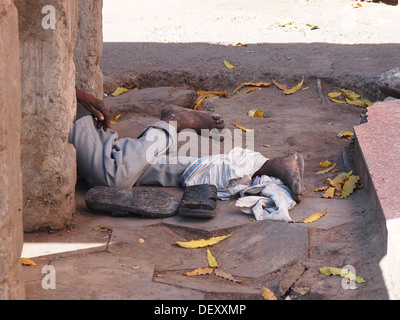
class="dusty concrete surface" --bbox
[22,0,399,302]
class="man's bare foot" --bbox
[254,153,305,203]
[161,105,225,134]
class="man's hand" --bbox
[76,89,111,130]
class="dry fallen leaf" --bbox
[321,187,335,199]
[111,87,129,97]
[316,163,336,174]
[231,82,271,95]
[262,286,278,300]
[235,122,252,133]
[224,60,235,69]
[338,131,354,139]
[20,258,37,266]
[197,90,229,98]
[329,89,372,108]
[341,175,361,198]
[175,234,231,249]
[248,109,264,118]
[110,114,121,125]
[300,209,327,223]
[306,23,319,30]
[243,87,260,94]
[272,79,288,91]
[319,160,331,168]
[184,268,214,276]
[138,238,145,244]
[132,265,141,270]
[235,42,247,47]
[320,267,366,283]
[214,269,245,283]
[94,226,113,232]
[314,185,329,192]
[326,171,353,187]
[207,247,219,268]
[194,96,206,110]
[284,76,304,95]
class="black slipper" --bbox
[178,184,217,218]
[85,186,179,218]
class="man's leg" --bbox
[69,106,225,189]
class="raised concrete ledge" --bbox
[354,99,400,299]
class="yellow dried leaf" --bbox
[275,20,294,27]
[321,187,335,199]
[214,269,245,283]
[111,87,129,97]
[328,92,342,98]
[243,87,260,94]
[341,89,361,101]
[272,79,288,91]
[110,114,121,124]
[224,60,235,69]
[207,247,219,268]
[284,76,304,95]
[326,171,353,187]
[319,160,331,168]
[330,97,345,104]
[197,90,229,98]
[235,123,251,133]
[320,267,366,283]
[248,109,264,118]
[338,131,354,139]
[231,82,271,95]
[194,96,206,110]
[175,234,231,249]
[314,186,329,192]
[262,287,278,300]
[94,226,113,232]
[316,163,336,174]
[20,258,37,266]
[184,268,214,276]
[306,23,319,30]
[235,42,247,47]
[301,209,327,223]
[341,175,360,198]
[345,98,368,108]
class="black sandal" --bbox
[178,184,217,218]
[85,186,179,218]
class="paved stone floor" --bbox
[22,0,400,301]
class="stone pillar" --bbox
[74,0,104,99]
[0,0,25,299]
[14,0,78,231]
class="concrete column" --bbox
[0,0,25,299]
[74,0,104,99]
[14,0,78,231]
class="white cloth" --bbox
[235,175,296,222]
[180,147,296,222]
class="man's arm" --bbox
[76,89,111,130]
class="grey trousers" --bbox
[68,115,195,189]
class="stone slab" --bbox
[354,99,400,299]
[289,197,366,230]
[23,252,204,300]
[213,221,308,278]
